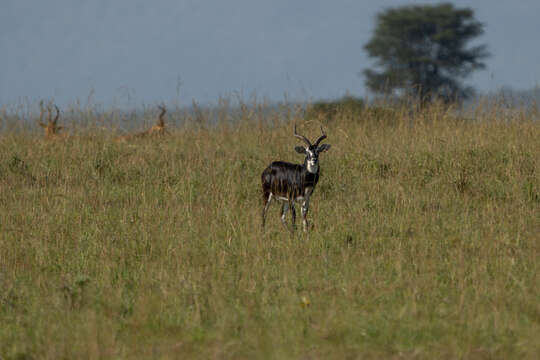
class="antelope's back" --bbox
[262,161,304,196]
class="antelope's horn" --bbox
[293,123,311,147]
[53,105,60,124]
[314,126,327,147]
[46,104,53,124]
[38,100,45,124]
[157,105,166,126]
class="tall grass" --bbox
[0,101,539,359]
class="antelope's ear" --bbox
[295,146,306,154]
[317,144,331,152]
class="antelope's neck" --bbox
[303,167,319,189]
[306,162,318,174]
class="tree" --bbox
[363,3,489,103]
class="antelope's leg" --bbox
[262,193,273,228]
[290,201,297,231]
[301,194,311,232]
[280,202,289,230]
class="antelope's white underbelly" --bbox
[275,195,304,202]
[272,187,312,203]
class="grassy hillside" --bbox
[1,102,539,359]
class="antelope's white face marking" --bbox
[305,149,319,173]
[306,161,318,173]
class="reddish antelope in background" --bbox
[38,101,66,139]
[261,124,331,232]
[115,105,169,142]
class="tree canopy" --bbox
[363,3,489,103]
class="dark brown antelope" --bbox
[38,101,66,140]
[261,124,331,232]
[115,105,169,142]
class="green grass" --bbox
[0,103,539,359]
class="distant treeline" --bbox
[1,88,539,133]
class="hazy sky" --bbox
[2,0,539,107]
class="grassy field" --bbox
[0,102,539,359]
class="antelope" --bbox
[38,101,66,139]
[115,105,169,142]
[261,124,331,232]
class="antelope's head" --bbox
[293,124,331,173]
